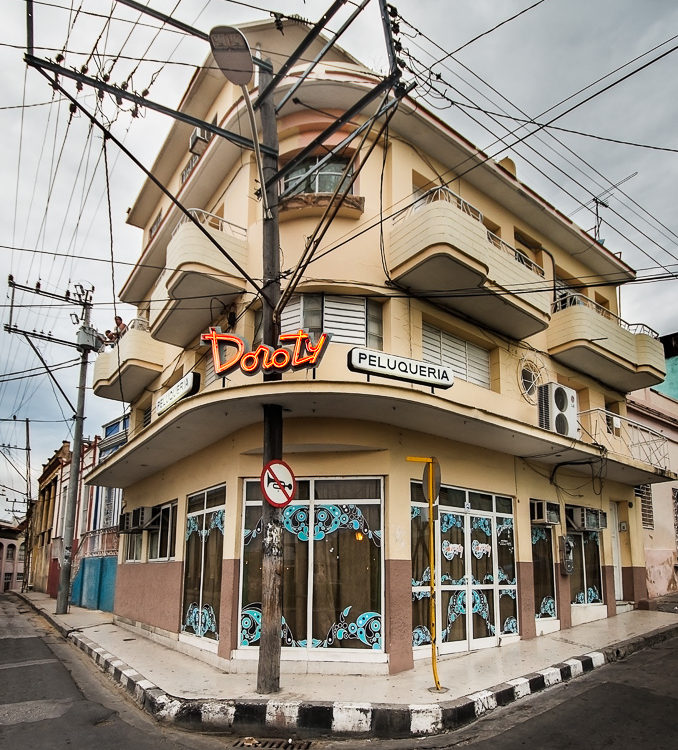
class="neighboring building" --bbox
[71,414,127,611]
[32,440,71,594]
[627,388,678,597]
[86,20,674,677]
[654,333,678,399]
[0,519,26,591]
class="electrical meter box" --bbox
[559,535,575,575]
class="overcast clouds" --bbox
[1,0,677,518]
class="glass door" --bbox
[181,485,225,646]
[412,484,516,655]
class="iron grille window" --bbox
[673,488,678,549]
[635,484,654,529]
[143,406,152,428]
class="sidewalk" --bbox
[14,590,678,740]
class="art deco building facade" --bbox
[88,20,672,675]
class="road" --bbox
[0,593,230,750]
[319,625,678,749]
[4,590,678,749]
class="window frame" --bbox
[239,476,385,659]
[147,501,178,562]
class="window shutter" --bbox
[422,323,490,388]
[280,296,302,334]
[324,296,366,344]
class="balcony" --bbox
[93,319,165,402]
[149,209,248,347]
[388,187,551,339]
[547,294,666,392]
[579,408,670,472]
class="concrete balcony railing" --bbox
[93,320,165,402]
[579,408,670,471]
[547,294,666,392]
[388,187,550,339]
[149,209,248,348]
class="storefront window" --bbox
[240,477,383,651]
[570,532,603,604]
[532,525,556,618]
[182,485,225,641]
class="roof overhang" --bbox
[85,380,674,489]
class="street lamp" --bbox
[209,26,269,217]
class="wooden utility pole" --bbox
[257,61,284,694]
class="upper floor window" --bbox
[149,210,163,240]
[422,322,490,388]
[6,545,15,561]
[280,294,383,349]
[283,156,353,197]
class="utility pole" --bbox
[4,278,98,613]
[56,291,95,614]
[258,60,283,694]
[23,418,31,592]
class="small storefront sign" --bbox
[347,347,454,389]
[202,328,331,376]
[156,372,200,415]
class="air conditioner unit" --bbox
[118,512,132,533]
[530,499,561,525]
[571,507,604,531]
[189,127,209,156]
[129,506,158,530]
[538,382,578,439]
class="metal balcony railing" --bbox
[552,294,659,338]
[71,527,119,579]
[392,186,483,224]
[487,230,545,277]
[579,408,670,470]
[392,187,546,278]
[171,208,247,240]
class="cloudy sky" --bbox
[1,0,677,519]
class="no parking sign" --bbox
[260,460,296,508]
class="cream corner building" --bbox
[86,19,674,677]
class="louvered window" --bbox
[280,295,382,349]
[635,484,654,529]
[422,322,490,388]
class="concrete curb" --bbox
[16,593,678,739]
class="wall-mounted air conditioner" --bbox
[571,507,605,531]
[538,382,578,439]
[530,498,561,525]
[118,512,132,533]
[131,506,158,530]
[189,127,209,156]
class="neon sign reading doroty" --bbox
[201,328,331,376]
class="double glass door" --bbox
[412,484,517,654]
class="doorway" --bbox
[411,484,517,654]
[609,502,624,600]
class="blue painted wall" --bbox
[70,556,117,612]
[654,356,678,400]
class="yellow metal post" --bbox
[407,456,443,691]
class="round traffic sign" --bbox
[422,458,441,502]
[260,460,296,508]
